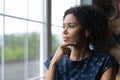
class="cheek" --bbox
[69,30,81,41]
[69,29,86,42]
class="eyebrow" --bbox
[63,23,78,25]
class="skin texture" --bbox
[109,2,120,70]
[45,14,118,80]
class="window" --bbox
[0,15,3,80]
[0,0,81,80]
[52,0,79,25]
[5,0,27,18]
[28,21,42,79]
[28,0,43,21]
[4,17,27,80]
[0,0,3,13]
[0,0,45,80]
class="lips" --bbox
[63,37,69,41]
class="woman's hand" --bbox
[50,42,76,66]
[46,41,76,80]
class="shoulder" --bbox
[44,54,68,69]
[91,50,118,65]
[91,50,117,61]
[91,50,119,74]
[88,50,119,68]
[44,54,54,69]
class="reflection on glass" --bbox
[0,0,3,13]
[28,21,41,79]
[5,0,27,18]
[52,26,63,53]
[28,0,43,21]
[4,17,27,80]
[0,16,3,80]
[52,0,77,26]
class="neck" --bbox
[70,45,90,61]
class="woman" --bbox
[44,5,119,80]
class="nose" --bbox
[62,27,68,34]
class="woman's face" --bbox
[62,14,86,45]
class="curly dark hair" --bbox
[92,0,120,20]
[63,5,111,52]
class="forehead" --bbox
[63,14,79,24]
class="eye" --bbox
[69,25,75,28]
[62,25,65,29]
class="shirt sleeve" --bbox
[101,55,119,74]
[44,54,54,69]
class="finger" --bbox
[62,41,76,47]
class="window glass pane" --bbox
[52,26,63,53]
[28,21,41,79]
[5,0,27,18]
[0,16,3,80]
[52,0,77,26]
[28,0,43,21]
[4,17,27,80]
[0,0,3,13]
